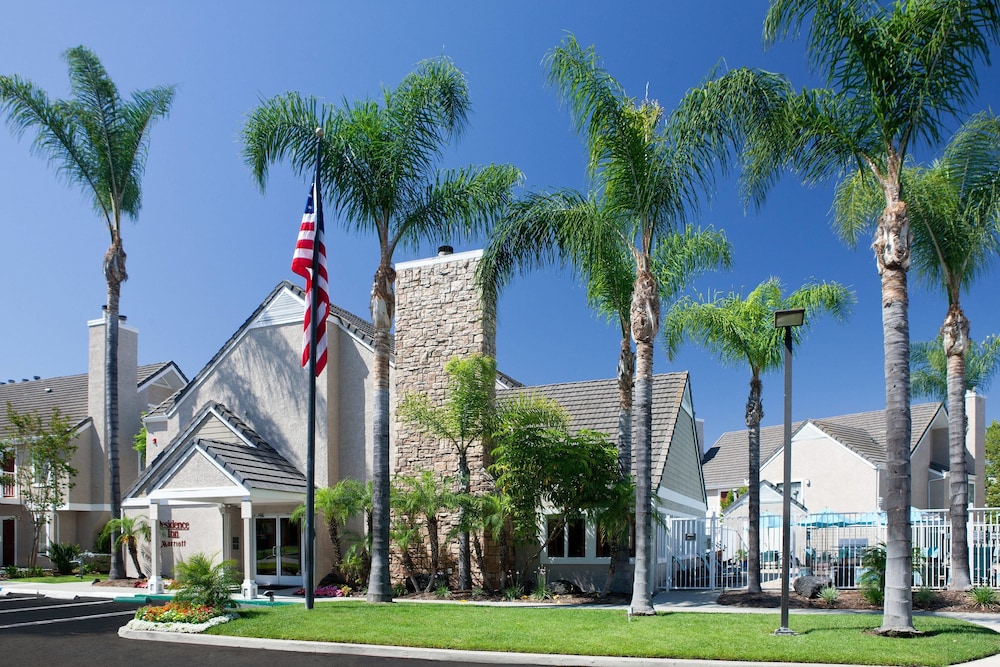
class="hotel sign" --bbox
[160,520,190,547]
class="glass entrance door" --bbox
[254,516,302,585]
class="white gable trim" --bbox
[762,421,878,471]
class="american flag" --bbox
[291,182,329,376]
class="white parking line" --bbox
[0,600,113,614]
[0,609,136,630]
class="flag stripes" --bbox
[291,182,329,375]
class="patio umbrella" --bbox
[797,509,854,528]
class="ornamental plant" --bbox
[135,601,220,624]
[173,553,239,610]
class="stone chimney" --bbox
[87,314,141,496]
[393,249,498,581]
[394,248,496,476]
[966,389,986,507]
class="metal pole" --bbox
[776,325,794,635]
[303,128,323,610]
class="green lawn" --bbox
[210,601,1000,666]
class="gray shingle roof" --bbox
[498,372,690,489]
[0,362,177,435]
[128,401,306,498]
[701,402,944,490]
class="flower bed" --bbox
[293,585,352,598]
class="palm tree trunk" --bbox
[458,451,472,590]
[425,516,440,593]
[943,304,971,590]
[745,376,763,594]
[367,264,395,603]
[128,541,145,579]
[611,335,634,595]
[327,518,343,569]
[873,195,917,634]
[629,268,658,615]
[104,239,127,581]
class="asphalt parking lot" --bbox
[0,593,446,666]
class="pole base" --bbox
[774,627,796,636]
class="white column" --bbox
[146,501,164,594]
[240,499,257,599]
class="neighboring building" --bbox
[122,248,709,596]
[0,317,185,568]
[702,392,987,518]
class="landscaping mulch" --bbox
[716,588,998,613]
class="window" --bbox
[596,517,636,558]
[545,515,586,558]
[2,455,13,497]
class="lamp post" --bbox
[774,307,805,636]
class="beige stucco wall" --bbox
[156,320,331,488]
[761,426,879,513]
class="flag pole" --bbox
[304,127,323,610]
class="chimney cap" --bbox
[437,245,454,256]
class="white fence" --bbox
[663,508,1000,591]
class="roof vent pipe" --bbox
[437,245,453,256]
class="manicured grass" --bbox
[210,601,1000,666]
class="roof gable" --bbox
[125,402,306,501]
[497,372,692,490]
[703,402,945,490]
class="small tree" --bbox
[2,404,77,568]
[101,515,151,578]
[392,470,458,592]
[398,355,496,590]
[986,421,1000,507]
[291,478,368,579]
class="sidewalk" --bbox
[4,580,1000,666]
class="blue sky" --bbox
[0,1,997,450]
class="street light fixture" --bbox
[773,307,804,636]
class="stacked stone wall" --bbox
[393,251,506,589]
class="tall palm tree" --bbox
[538,34,745,614]
[912,335,1000,402]
[663,278,854,592]
[478,195,731,595]
[0,47,175,580]
[242,57,520,602]
[840,111,1000,589]
[756,0,1000,633]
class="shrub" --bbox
[818,585,840,605]
[860,584,884,606]
[2,564,19,578]
[46,542,81,576]
[173,553,238,610]
[969,586,998,609]
[913,586,936,608]
[434,584,451,599]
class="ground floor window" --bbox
[596,518,635,558]
[545,515,586,558]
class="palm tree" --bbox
[0,47,175,580]
[912,335,1000,401]
[889,112,999,589]
[398,354,496,591]
[756,0,1000,634]
[478,198,731,594]
[291,478,368,577]
[242,57,520,602]
[539,34,745,614]
[101,515,152,579]
[392,470,458,592]
[663,278,854,592]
